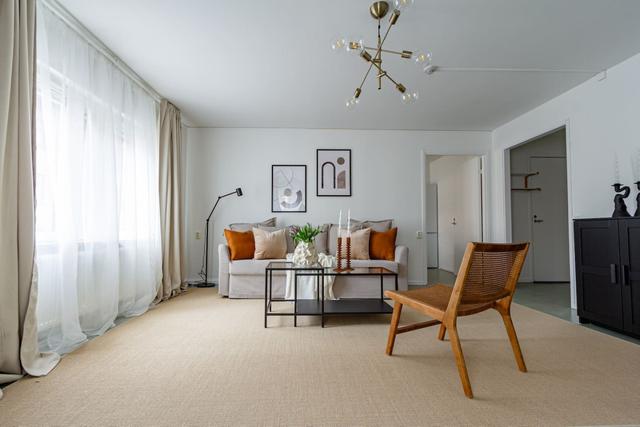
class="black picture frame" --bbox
[316,149,352,197]
[271,164,307,213]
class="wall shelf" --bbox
[511,171,541,191]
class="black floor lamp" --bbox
[192,187,243,288]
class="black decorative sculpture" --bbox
[612,183,631,218]
[635,181,640,217]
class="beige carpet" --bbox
[1,288,639,426]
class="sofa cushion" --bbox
[349,259,399,273]
[229,217,276,231]
[363,219,393,232]
[253,227,287,260]
[338,228,371,260]
[229,258,288,275]
[328,219,364,256]
[370,227,398,261]
[224,229,255,260]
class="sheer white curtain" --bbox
[34,3,162,354]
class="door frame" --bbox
[421,153,488,284]
[502,121,577,308]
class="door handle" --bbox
[533,215,544,223]
[622,265,630,286]
[610,264,618,284]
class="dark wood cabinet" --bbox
[574,217,640,336]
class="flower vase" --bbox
[292,241,318,266]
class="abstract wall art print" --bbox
[272,165,307,212]
[316,149,352,197]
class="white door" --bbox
[530,157,570,282]
[426,183,438,268]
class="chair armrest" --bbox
[218,244,231,296]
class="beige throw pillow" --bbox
[338,228,371,260]
[253,227,287,260]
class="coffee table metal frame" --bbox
[264,262,398,328]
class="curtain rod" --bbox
[40,0,163,104]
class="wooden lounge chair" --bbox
[384,242,530,398]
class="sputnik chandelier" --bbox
[331,0,432,108]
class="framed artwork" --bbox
[271,165,307,213]
[316,149,352,197]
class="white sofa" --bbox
[218,244,408,299]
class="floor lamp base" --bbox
[190,281,216,288]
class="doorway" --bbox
[509,128,571,317]
[426,155,483,284]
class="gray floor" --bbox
[425,268,640,345]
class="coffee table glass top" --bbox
[265,261,322,270]
[265,262,396,276]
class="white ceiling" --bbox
[59,0,640,131]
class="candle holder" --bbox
[334,236,354,272]
[635,182,640,217]
[612,183,631,218]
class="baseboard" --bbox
[408,280,425,286]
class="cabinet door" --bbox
[619,218,640,334]
[574,219,623,328]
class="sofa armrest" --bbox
[218,244,231,297]
[395,245,409,291]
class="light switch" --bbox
[416,231,423,239]
[195,232,201,240]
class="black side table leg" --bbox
[321,270,325,328]
[264,270,268,328]
[294,272,298,327]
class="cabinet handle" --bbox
[622,265,630,286]
[610,264,618,284]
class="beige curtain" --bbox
[156,99,186,301]
[0,0,59,399]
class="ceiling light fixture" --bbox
[332,0,431,108]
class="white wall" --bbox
[185,128,491,285]
[490,51,640,308]
[428,155,482,273]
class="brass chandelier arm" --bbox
[363,46,412,58]
[367,57,401,88]
[358,62,375,92]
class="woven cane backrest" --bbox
[452,243,529,306]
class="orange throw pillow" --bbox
[370,227,397,261]
[224,229,255,260]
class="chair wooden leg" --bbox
[500,311,527,372]
[437,323,446,341]
[448,325,473,398]
[386,303,403,356]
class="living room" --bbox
[1,0,640,425]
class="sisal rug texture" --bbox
[1,288,639,426]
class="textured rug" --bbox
[1,288,639,426]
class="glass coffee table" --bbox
[264,261,398,328]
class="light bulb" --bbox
[331,37,346,53]
[346,38,365,55]
[394,0,414,12]
[401,91,419,104]
[345,97,359,109]
[414,52,432,67]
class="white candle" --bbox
[338,210,342,237]
[614,153,621,184]
[347,209,351,237]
